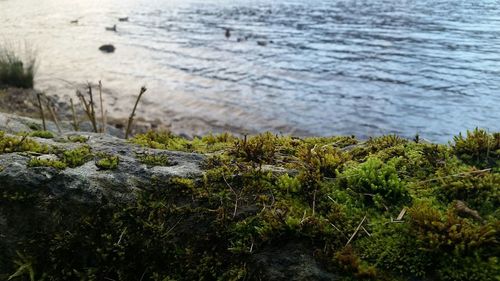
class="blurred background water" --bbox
[1,0,499,142]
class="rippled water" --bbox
[1,0,499,141]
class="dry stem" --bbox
[125,86,147,139]
[36,93,46,130]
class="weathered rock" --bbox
[99,44,115,53]
[0,113,338,280]
[251,240,339,281]
[0,132,204,204]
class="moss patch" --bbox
[95,154,119,170]
[2,129,499,281]
[27,157,66,170]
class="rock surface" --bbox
[0,131,204,204]
[0,112,337,280]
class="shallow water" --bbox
[1,0,499,142]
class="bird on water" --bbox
[105,25,117,32]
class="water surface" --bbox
[1,0,499,141]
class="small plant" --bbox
[95,154,119,170]
[137,153,170,166]
[62,146,93,168]
[230,132,278,164]
[0,131,49,154]
[0,44,36,89]
[340,157,410,208]
[67,135,88,143]
[453,128,499,168]
[125,86,147,139]
[29,130,54,139]
[27,157,66,170]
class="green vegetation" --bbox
[137,152,170,166]
[27,157,66,170]
[95,153,119,170]
[131,131,236,153]
[61,145,92,168]
[1,128,499,280]
[28,130,54,139]
[0,131,49,154]
[67,135,88,143]
[0,45,36,89]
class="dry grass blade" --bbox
[70,98,79,131]
[125,86,147,139]
[36,93,46,130]
[44,95,62,133]
[87,82,97,132]
[77,89,97,132]
[98,80,106,133]
[345,215,367,246]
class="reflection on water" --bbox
[1,0,499,142]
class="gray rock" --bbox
[99,44,115,53]
[0,131,205,205]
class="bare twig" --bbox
[77,90,97,132]
[45,95,62,133]
[36,93,46,130]
[345,215,367,246]
[329,222,347,237]
[164,218,183,237]
[98,80,106,133]
[12,134,28,152]
[222,174,240,218]
[396,207,407,221]
[418,168,491,184]
[300,209,307,223]
[116,227,127,245]
[361,226,372,237]
[87,82,97,132]
[327,195,337,204]
[125,86,147,139]
[70,98,79,131]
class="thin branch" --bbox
[125,86,147,139]
[87,82,97,132]
[222,174,240,218]
[418,168,491,184]
[44,95,62,133]
[98,80,106,133]
[70,98,79,131]
[77,90,97,132]
[361,226,372,237]
[36,93,46,130]
[116,227,127,245]
[345,215,367,246]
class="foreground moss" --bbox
[1,129,499,280]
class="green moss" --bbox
[29,130,54,139]
[27,157,66,170]
[137,153,170,166]
[0,46,35,89]
[0,131,49,154]
[27,122,42,131]
[61,145,93,168]
[3,129,499,281]
[452,128,499,168]
[67,135,88,143]
[131,131,234,153]
[339,157,410,208]
[95,154,119,170]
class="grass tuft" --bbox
[0,44,36,89]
